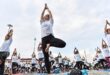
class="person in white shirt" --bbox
[97,47,107,69]
[63,57,69,72]
[102,39,110,63]
[40,3,66,74]
[38,43,44,61]
[104,20,110,47]
[58,55,63,71]
[11,48,18,74]
[31,52,37,72]
[0,28,13,75]
[37,43,44,73]
[82,56,89,70]
[21,62,25,73]
[93,56,98,70]
[74,48,82,70]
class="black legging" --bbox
[74,61,82,70]
[0,58,5,75]
[98,59,107,69]
[0,52,9,75]
[42,34,66,73]
[12,62,18,74]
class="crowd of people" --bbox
[4,46,90,75]
[92,20,110,70]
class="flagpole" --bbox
[33,37,36,52]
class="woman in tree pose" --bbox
[102,39,110,68]
[58,53,63,71]
[74,48,82,70]
[93,55,98,70]
[105,20,110,47]
[11,48,19,74]
[37,42,44,73]
[0,27,13,75]
[31,51,37,72]
[40,4,66,74]
[96,47,106,69]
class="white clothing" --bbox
[6,62,11,68]
[97,53,104,60]
[31,57,36,64]
[55,63,59,67]
[106,34,110,47]
[42,62,45,67]
[12,55,18,63]
[17,59,21,65]
[69,62,71,66]
[37,64,40,69]
[93,57,98,66]
[41,19,53,38]
[74,54,82,62]
[64,60,69,65]
[102,48,110,58]
[21,62,25,67]
[38,50,44,59]
[0,37,12,52]
[49,54,54,61]
[25,64,28,68]
[58,57,63,63]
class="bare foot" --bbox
[45,44,50,53]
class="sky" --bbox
[0,0,110,63]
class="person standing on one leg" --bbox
[0,27,13,75]
[74,48,82,70]
[31,51,37,72]
[104,20,110,47]
[11,48,18,74]
[96,47,106,69]
[102,39,110,68]
[40,3,66,74]
[37,42,44,73]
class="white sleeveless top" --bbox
[42,62,45,67]
[17,59,21,65]
[97,53,104,60]
[58,57,63,63]
[12,55,18,63]
[41,19,53,38]
[64,59,69,65]
[102,48,110,58]
[74,54,82,62]
[0,37,12,52]
[31,57,36,64]
[38,50,44,59]
[49,54,54,61]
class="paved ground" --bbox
[88,70,110,75]
[9,71,110,75]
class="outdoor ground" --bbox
[11,70,110,75]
